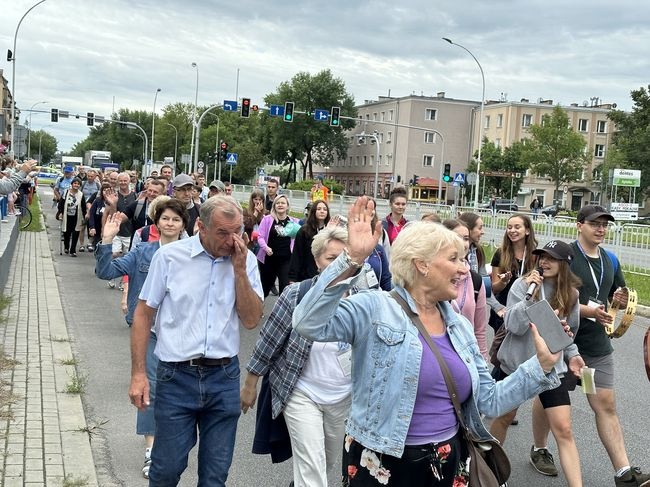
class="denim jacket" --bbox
[293,252,560,458]
[95,242,160,325]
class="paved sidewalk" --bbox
[0,228,98,486]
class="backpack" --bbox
[470,270,483,300]
[604,248,620,274]
[296,278,314,305]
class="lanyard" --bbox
[519,254,526,276]
[576,241,603,296]
[540,281,546,301]
[457,272,469,311]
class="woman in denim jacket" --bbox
[95,197,187,480]
[293,197,561,487]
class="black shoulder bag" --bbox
[390,290,511,487]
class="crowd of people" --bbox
[6,156,645,487]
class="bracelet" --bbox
[343,249,363,270]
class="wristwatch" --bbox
[343,249,363,270]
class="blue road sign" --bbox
[259,169,265,176]
[314,109,330,122]
[226,153,238,165]
[269,105,285,117]
[223,100,238,112]
[454,172,465,184]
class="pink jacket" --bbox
[255,214,299,264]
[452,265,489,361]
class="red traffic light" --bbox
[242,98,250,106]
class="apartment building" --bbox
[0,70,13,151]
[320,93,479,201]
[472,98,614,210]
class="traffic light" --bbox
[284,102,294,122]
[87,112,94,126]
[443,163,452,183]
[51,108,59,123]
[413,174,419,185]
[241,98,251,118]
[330,106,340,126]
[220,142,228,162]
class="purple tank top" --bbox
[405,333,472,445]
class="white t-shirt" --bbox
[294,341,352,404]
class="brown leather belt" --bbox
[174,357,232,367]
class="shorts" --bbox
[538,374,576,409]
[581,353,614,389]
[112,235,131,255]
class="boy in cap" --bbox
[531,205,649,487]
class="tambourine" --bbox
[605,287,637,338]
[643,327,650,380]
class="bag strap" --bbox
[389,290,468,431]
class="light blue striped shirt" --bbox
[139,234,263,361]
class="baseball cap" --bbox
[533,240,574,262]
[172,174,195,188]
[209,180,226,192]
[577,205,615,223]
[64,166,73,172]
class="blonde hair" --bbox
[147,195,171,220]
[311,226,348,258]
[390,221,464,288]
[270,194,290,222]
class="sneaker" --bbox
[615,467,650,487]
[142,450,152,479]
[79,246,85,252]
[108,280,116,289]
[270,284,279,296]
[1,219,8,223]
[86,245,94,252]
[529,446,558,476]
[70,253,77,257]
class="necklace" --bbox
[412,295,438,310]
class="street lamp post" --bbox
[189,62,199,173]
[150,88,161,163]
[134,133,146,164]
[443,37,485,208]
[165,123,178,169]
[9,0,49,157]
[27,100,47,157]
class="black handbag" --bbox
[391,291,511,486]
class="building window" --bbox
[522,114,533,127]
[370,155,374,166]
[373,112,378,121]
[424,132,436,143]
[484,115,490,129]
[578,119,588,132]
[495,138,501,149]
[425,108,437,121]
[378,132,384,143]
[596,120,607,133]
[363,155,367,166]
[423,155,434,167]
[386,153,392,166]
[355,156,359,166]
[379,155,382,165]
[497,114,503,128]
[348,156,352,167]
[365,114,370,120]
[594,144,605,158]
[381,111,385,122]
[388,109,394,121]
[593,167,602,182]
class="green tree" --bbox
[519,106,588,196]
[607,85,650,198]
[29,130,58,164]
[260,69,357,182]
[468,139,527,200]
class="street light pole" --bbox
[189,62,199,174]
[150,88,161,163]
[357,131,381,198]
[165,123,178,168]
[27,100,47,157]
[9,0,49,157]
[443,37,485,208]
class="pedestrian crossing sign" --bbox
[226,153,238,165]
[454,172,465,184]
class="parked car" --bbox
[36,166,62,183]
[480,199,519,212]
[541,204,561,217]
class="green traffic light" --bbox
[332,120,338,125]
[285,114,292,121]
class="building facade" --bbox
[471,98,614,210]
[0,69,13,152]
[320,93,479,201]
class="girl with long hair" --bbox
[243,188,265,251]
[257,195,300,297]
[288,199,330,282]
[458,212,486,274]
[489,214,538,331]
[489,240,584,486]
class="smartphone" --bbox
[525,300,574,354]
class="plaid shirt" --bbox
[247,282,313,419]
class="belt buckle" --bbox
[188,358,202,367]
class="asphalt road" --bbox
[40,187,650,486]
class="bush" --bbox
[287,179,343,195]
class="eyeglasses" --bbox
[585,221,610,230]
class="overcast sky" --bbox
[2,0,649,152]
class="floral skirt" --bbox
[343,433,469,487]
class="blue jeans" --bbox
[136,332,158,436]
[149,357,241,487]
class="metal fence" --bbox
[232,185,650,275]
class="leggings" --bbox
[259,254,291,297]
